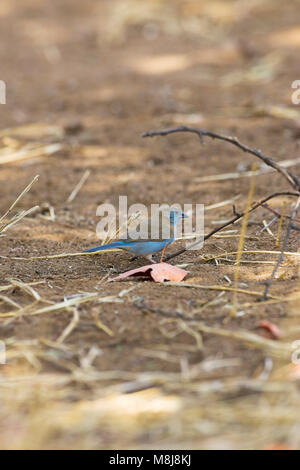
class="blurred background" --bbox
[1,0,299,129]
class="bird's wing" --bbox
[125,214,175,243]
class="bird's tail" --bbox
[83,241,125,253]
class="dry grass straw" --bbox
[202,249,300,263]
[231,163,256,316]
[262,219,275,238]
[66,169,91,203]
[0,122,63,139]
[93,310,115,337]
[151,317,293,360]
[0,280,44,292]
[0,280,136,319]
[7,278,42,301]
[56,308,80,344]
[2,248,123,261]
[194,157,300,183]
[0,143,62,165]
[165,281,281,300]
[187,322,292,359]
[0,175,39,234]
[205,195,240,211]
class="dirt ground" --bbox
[1,0,300,450]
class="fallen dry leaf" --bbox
[109,262,188,283]
[257,320,281,340]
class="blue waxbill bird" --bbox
[83,209,186,262]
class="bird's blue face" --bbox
[169,210,186,226]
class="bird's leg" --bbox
[159,242,169,263]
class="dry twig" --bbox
[143,126,300,298]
